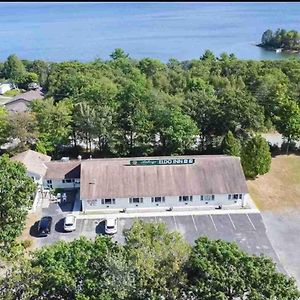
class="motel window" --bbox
[151,197,165,203]
[62,180,65,183]
[129,197,143,204]
[239,194,243,199]
[233,194,239,200]
[228,194,231,200]
[65,179,72,183]
[203,195,214,201]
[47,180,52,184]
[101,198,116,205]
[179,196,193,202]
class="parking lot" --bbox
[30,202,284,273]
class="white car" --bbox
[64,215,77,232]
[105,218,118,235]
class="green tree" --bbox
[3,54,26,83]
[30,98,73,154]
[124,220,190,299]
[18,71,39,89]
[186,237,300,300]
[110,48,129,60]
[0,155,36,254]
[221,130,241,156]
[0,236,130,300]
[0,107,9,146]
[200,49,216,61]
[241,134,272,178]
[29,59,50,87]
[261,29,273,45]
[153,107,198,155]
[274,84,300,154]
[7,112,38,152]
[116,81,153,156]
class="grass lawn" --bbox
[247,154,300,212]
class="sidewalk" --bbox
[75,196,260,220]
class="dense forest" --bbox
[260,28,300,51]
[1,49,300,162]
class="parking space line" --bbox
[246,214,256,230]
[228,214,236,230]
[173,216,178,230]
[191,215,198,232]
[210,215,217,231]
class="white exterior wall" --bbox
[0,84,11,94]
[43,179,80,190]
[82,193,246,212]
[28,171,43,187]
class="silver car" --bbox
[105,218,118,235]
[64,215,77,232]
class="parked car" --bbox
[64,214,77,232]
[37,216,53,237]
[105,218,118,235]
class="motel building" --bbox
[12,151,249,213]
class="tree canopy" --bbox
[260,28,300,51]
[0,155,36,255]
[0,221,299,299]
[0,50,300,163]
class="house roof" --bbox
[11,89,44,102]
[5,89,44,112]
[45,160,81,180]
[11,150,51,177]
[80,155,248,200]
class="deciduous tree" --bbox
[0,155,36,254]
[186,237,300,300]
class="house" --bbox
[4,89,44,113]
[0,83,12,95]
[80,155,249,212]
[11,150,51,187]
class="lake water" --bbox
[1,2,300,62]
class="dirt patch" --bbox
[247,155,300,212]
[17,208,42,254]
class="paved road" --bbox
[262,211,300,286]
[30,202,284,274]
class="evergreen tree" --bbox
[221,130,241,156]
[241,135,272,178]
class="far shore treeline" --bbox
[259,28,300,52]
[0,50,300,176]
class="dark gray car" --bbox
[38,216,53,237]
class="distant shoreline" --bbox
[256,43,300,54]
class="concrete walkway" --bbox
[73,195,259,220]
[75,207,260,220]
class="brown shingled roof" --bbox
[80,155,248,199]
[11,150,51,177]
[5,89,44,113]
[45,160,81,180]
